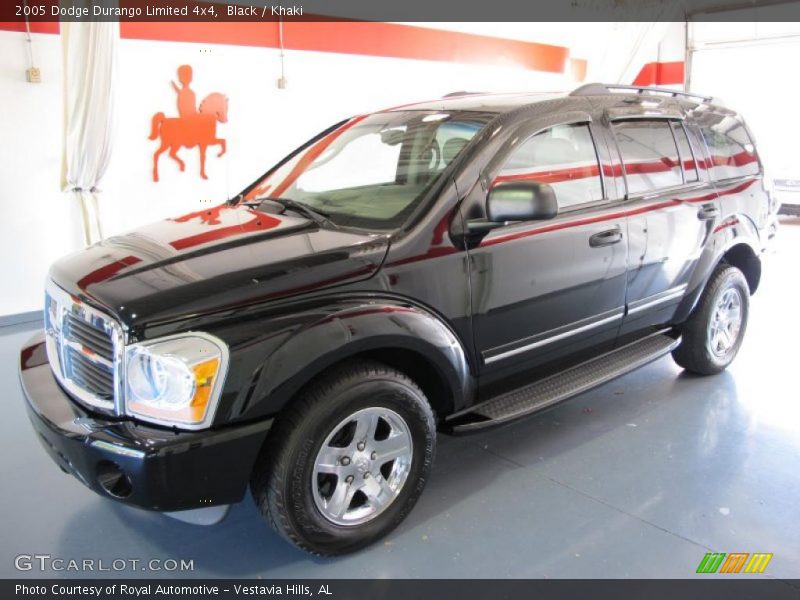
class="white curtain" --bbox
[60,21,118,246]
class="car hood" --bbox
[49,204,389,329]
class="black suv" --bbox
[20,83,775,555]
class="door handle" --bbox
[697,203,720,220]
[589,227,623,247]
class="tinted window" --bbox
[495,123,603,209]
[297,133,401,191]
[671,122,699,183]
[612,120,682,194]
[434,121,482,169]
[699,117,759,180]
[245,110,492,229]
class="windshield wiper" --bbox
[253,197,340,230]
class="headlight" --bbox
[124,333,228,429]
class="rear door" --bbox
[608,115,719,337]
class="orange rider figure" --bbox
[171,65,198,118]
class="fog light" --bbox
[96,460,133,498]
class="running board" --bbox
[448,333,679,433]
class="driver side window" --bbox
[433,122,481,171]
[495,123,604,209]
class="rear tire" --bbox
[672,264,749,375]
[250,360,436,556]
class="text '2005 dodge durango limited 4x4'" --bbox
[20,83,776,555]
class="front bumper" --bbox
[19,333,273,512]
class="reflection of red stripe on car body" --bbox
[492,151,758,187]
[493,164,602,186]
[389,178,757,265]
[713,217,741,233]
[479,178,757,248]
[170,209,282,251]
[317,305,417,325]
[77,256,143,290]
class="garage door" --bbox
[689,22,800,206]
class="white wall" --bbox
[0,22,665,316]
[0,32,83,317]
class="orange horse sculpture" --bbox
[149,92,228,182]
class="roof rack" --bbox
[570,83,717,105]
[441,91,485,98]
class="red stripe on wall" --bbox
[0,21,59,34]
[569,58,587,82]
[0,20,576,74]
[122,21,571,73]
[632,61,685,86]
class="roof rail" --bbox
[570,83,718,105]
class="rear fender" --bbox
[672,214,761,324]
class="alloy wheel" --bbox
[707,287,743,359]
[312,407,413,526]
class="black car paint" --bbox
[20,90,771,512]
[20,336,272,510]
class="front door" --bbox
[463,117,628,379]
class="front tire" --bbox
[672,264,750,375]
[250,360,436,555]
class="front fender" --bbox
[672,214,761,324]
[222,299,473,423]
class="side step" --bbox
[449,333,679,433]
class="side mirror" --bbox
[487,180,558,222]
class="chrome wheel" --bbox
[707,287,743,359]
[312,407,413,526]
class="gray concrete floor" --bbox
[1,218,799,579]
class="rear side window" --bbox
[699,117,759,180]
[671,122,699,183]
[612,119,682,195]
[495,123,603,209]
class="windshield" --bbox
[242,110,493,229]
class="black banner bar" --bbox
[4,579,800,600]
[4,0,800,23]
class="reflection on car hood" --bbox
[49,204,389,329]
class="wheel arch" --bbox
[721,242,761,294]
[673,223,762,325]
[234,301,475,424]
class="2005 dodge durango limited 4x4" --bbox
[20,83,777,555]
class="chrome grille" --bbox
[45,281,123,414]
[64,314,115,362]
[64,345,114,400]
